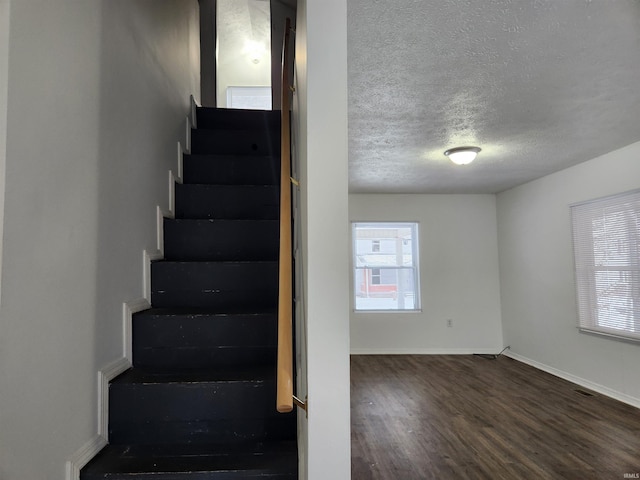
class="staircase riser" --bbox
[110,416,296,446]
[196,108,280,131]
[151,262,277,309]
[163,220,278,261]
[191,129,279,156]
[133,314,277,347]
[175,184,279,220]
[133,314,276,369]
[182,155,278,186]
[83,473,296,480]
[133,347,276,370]
[110,382,279,422]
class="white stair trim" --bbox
[123,298,151,362]
[169,170,181,218]
[156,206,173,256]
[176,141,185,181]
[66,355,131,480]
[185,114,192,154]
[144,248,163,304]
[99,357,132,438]
[190,94,199,129]
[66,434,107,480]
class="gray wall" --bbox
[0,1,200,478]
[0,0,8,300]
[497,141,640,407]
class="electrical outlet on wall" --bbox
[446,319,453,328]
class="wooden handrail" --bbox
[277,17,294,414]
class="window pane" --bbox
[353,222,420,311]
[354,268,417,310]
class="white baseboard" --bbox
[176,142,184,180]
[169,171,181,218]
[66,356,131,480]
[144,249,163,304]
[156,206,172,256]
[123,298,150,361]
[185,114,192,154]
[99,357,131,438]
[190,94,199,129]
[505,351,640,409]
[350,347,501,355]
[66,434,107,480]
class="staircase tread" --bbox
[112,366,275,384]
[198,106,279,113]
[195,108,280,122]
[165,218,278,223]
[135,307,277,317]
[153,260,278,265]
[192,126,274,132]
[197,108,280,117]
[185,153,278,159]
[83,441,297,474]
[177,183,277,187]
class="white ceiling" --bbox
[347,0,640,194]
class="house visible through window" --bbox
[571,189,640,341]
[371,268,381,285]
[352,222,420,311]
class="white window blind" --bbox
[571,189,640,341]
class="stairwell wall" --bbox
[0,0,9,303]
[0,1,200,479]
[295,0,351,478]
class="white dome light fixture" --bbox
[444,146,481,165]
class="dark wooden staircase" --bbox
[81,107,298,479]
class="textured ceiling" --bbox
[347,0,640,194]
[217,0,271,57]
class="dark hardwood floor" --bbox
[351,355,640,480]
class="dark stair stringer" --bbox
[81,107,297,479]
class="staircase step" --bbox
[182,154,279,186]
[175,184,279,220]
[196,107,280,131]
[163,219,278,261]
[109,368,295,446]
[151,261,277,309]
[81,442,298,480]
[191,129,279,156]
[133,309,276,370]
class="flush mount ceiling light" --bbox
[444,146,481,165]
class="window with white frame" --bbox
[352,222,420,311]
[571,189,640,341]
